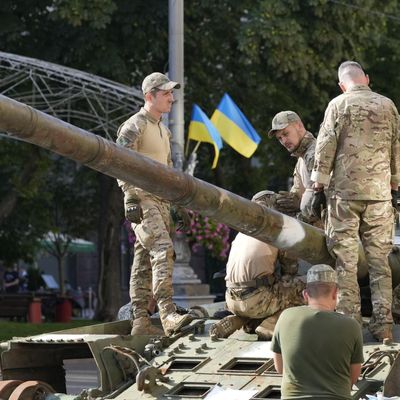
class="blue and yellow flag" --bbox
[187,104,223,169]
[211,93,261,158]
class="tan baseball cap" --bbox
[142,72,180,95]
[307,264,338,284]
[268,111,301,138]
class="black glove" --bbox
[171,206,191,232]
[125,198,143,224]
[391,190,398,210]
[310,190,326,220]
[275,191,300,214]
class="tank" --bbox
[0,94,400,399]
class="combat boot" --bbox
[131,317,165,336]
[255,314,279,341]
[369,324,393,342]
[159,304,193,336]
[160,313,193,336]
[209,315,245,338]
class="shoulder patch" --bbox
[116,113,147,147]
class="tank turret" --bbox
[0,94,399,284]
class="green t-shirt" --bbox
[271,306,364,399]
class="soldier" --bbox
[116,72,192,336]
[268,111,322,224]
[311,61,400,341]
[209,191,305,340]
[271,265,363,398]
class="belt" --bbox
[227,287,258,300]
[226,275,275,290]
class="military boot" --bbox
[209,315,245,338]
[131,317,165,336]
[255,313,281,341]
[369,324,393,343]
[159,304,193,336]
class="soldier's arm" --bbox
[350,364,362,385]
[390,105,400,189]
[273,353,283,374]
[350,324,364,384]
[166,127,173,168]
[116,115,146,152]
[311,103,338,186]
[116,115,146,191]
[290,165,304,200]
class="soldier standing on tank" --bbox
[116,72,192,336]
[268,111,324,225]
[209,191,305,340]
[311,61,400,341]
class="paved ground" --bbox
[64,359,99,395]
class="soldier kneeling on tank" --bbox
[209,190,305,340]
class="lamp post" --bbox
[168,0,214,306]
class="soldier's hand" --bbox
[171,206,191,232]
[391,190,398,210]
[310,190,326,220]
[125,198,143,224]
[275,191,300,213]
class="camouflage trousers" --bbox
[225,275,305,320]
[393,284,400,322]
[128,192,174,319]
[326,198,394,328]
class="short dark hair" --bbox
[306,282,337,298]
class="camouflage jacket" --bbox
[289,131,316,221]
[116,107,173,195]
[311,85,400,200]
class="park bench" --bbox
[0,293,34,320]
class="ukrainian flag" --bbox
[211,93,261,158]
[187,104,223,169]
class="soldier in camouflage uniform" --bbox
[209,191,305,340]
[311,61,400,341]
[268,111,321,225]
[116,72,192,336]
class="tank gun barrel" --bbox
[1,94,399,283]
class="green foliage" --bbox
[53,0,117,29]
[1,0,400,272]
[184,0,399,196]
[43,157,99,240]
[0,139,51,264]
[0,320,99,342]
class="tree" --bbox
[41,157,99,295]
[184,0,396,195]
[0,138,51,264]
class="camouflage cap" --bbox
[307,264,337,284]
[142,72,180,95]
[268,111,301,138]
[252,190,276,208]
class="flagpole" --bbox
[192,141,201,154]
[168,0,211,305]
[168,0,184,171]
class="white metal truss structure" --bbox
[0,51,143,140]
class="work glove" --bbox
[125,197,143,224]
[310,190,326,220]
[275,191,300,214]
[391,190,398,210]
[171,206,191,232]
